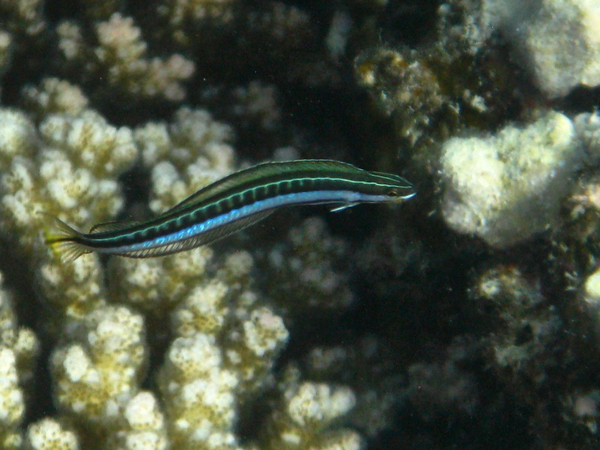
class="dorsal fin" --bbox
[89,220,137,234]
[163,163,290,214]
[163,160,368,215]
[164,175,244,215]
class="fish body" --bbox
[44,159,415,261]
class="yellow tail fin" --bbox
[38,213,91,262]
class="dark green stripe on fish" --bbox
[43,159,415,261]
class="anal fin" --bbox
[330,203,358,213]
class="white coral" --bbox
[158,333,240,449]
[51,306,146,424]
[263,379,362,450]
[440,111,582,247]
[95,13,195,101]
[484,0,600,97]
[108,392,169,450]
[265,217,354,312]
[25,418,79,450]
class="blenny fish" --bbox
[44,159,415,261]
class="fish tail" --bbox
[38,212,91,262]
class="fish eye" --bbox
[387,189,399,197]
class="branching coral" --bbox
[0,105,137,252]
[260,217,355,315]
[305,337,404,438]
[158,0,238,33]
[22,78,89,119]
[95,14,195,101]
[0,0,45,36]
[51,305,146,426]
[155,270,291,448]
[0,103,137,334]
[0,30,12,89]
[135,106,235,213]
[230,81,281,131]
[0,272,39,449]
[108,391,169,450]
[109,105,236,314]
[110,149,292,447]
[57,13,195,102]
[158,332,241,449]
[24,418,79,450]
[260,374,362,450]
[0,98,149,446]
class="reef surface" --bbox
[0,1,600,449]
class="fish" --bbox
[43,159,415,261]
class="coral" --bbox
[451,0,600,97]
[259,217,355,315]
[0,272,39,449]
[157,285,290,448]
[437,0,495,55]
[305,337,404,438]
[8,0,600,448]
[78,0,121,21]
[0,274,39,386]
[440,111,582,247]
[581,266,600,343]
[0,106,137,253]
[230,81,281,131]
[22,78,89,119]
[0,0,45,36]
[583,266,600,307]
[113,108,292,447]
[0,30,12,84]
[110,106,236,313]
[160,1,330,87]
[56,21,84,62]
[0,106,137,334]
[562,390,600,434]
[108,391,169,450]
[117,234,290,447]
[221,299,289,396]
[157,332,241,450]
[353,0,529,152]
[24,418,79,450]
[94,14,195,101]
[260,372,362,450]
[51,305,146,426]
[135,106,234,212]
[485,0,600,97]
[0,109,37,168]
[0,104,145,446]
[57,13,195,102]
[355,47,446,146]
[465,263,600,446]
[575,111,600,160]
[110,246,216,314]
[404,338,479,421]
[471,265,561,374]
[158,0,237,33]
[325,10,353,61]
[249,3,313,48]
